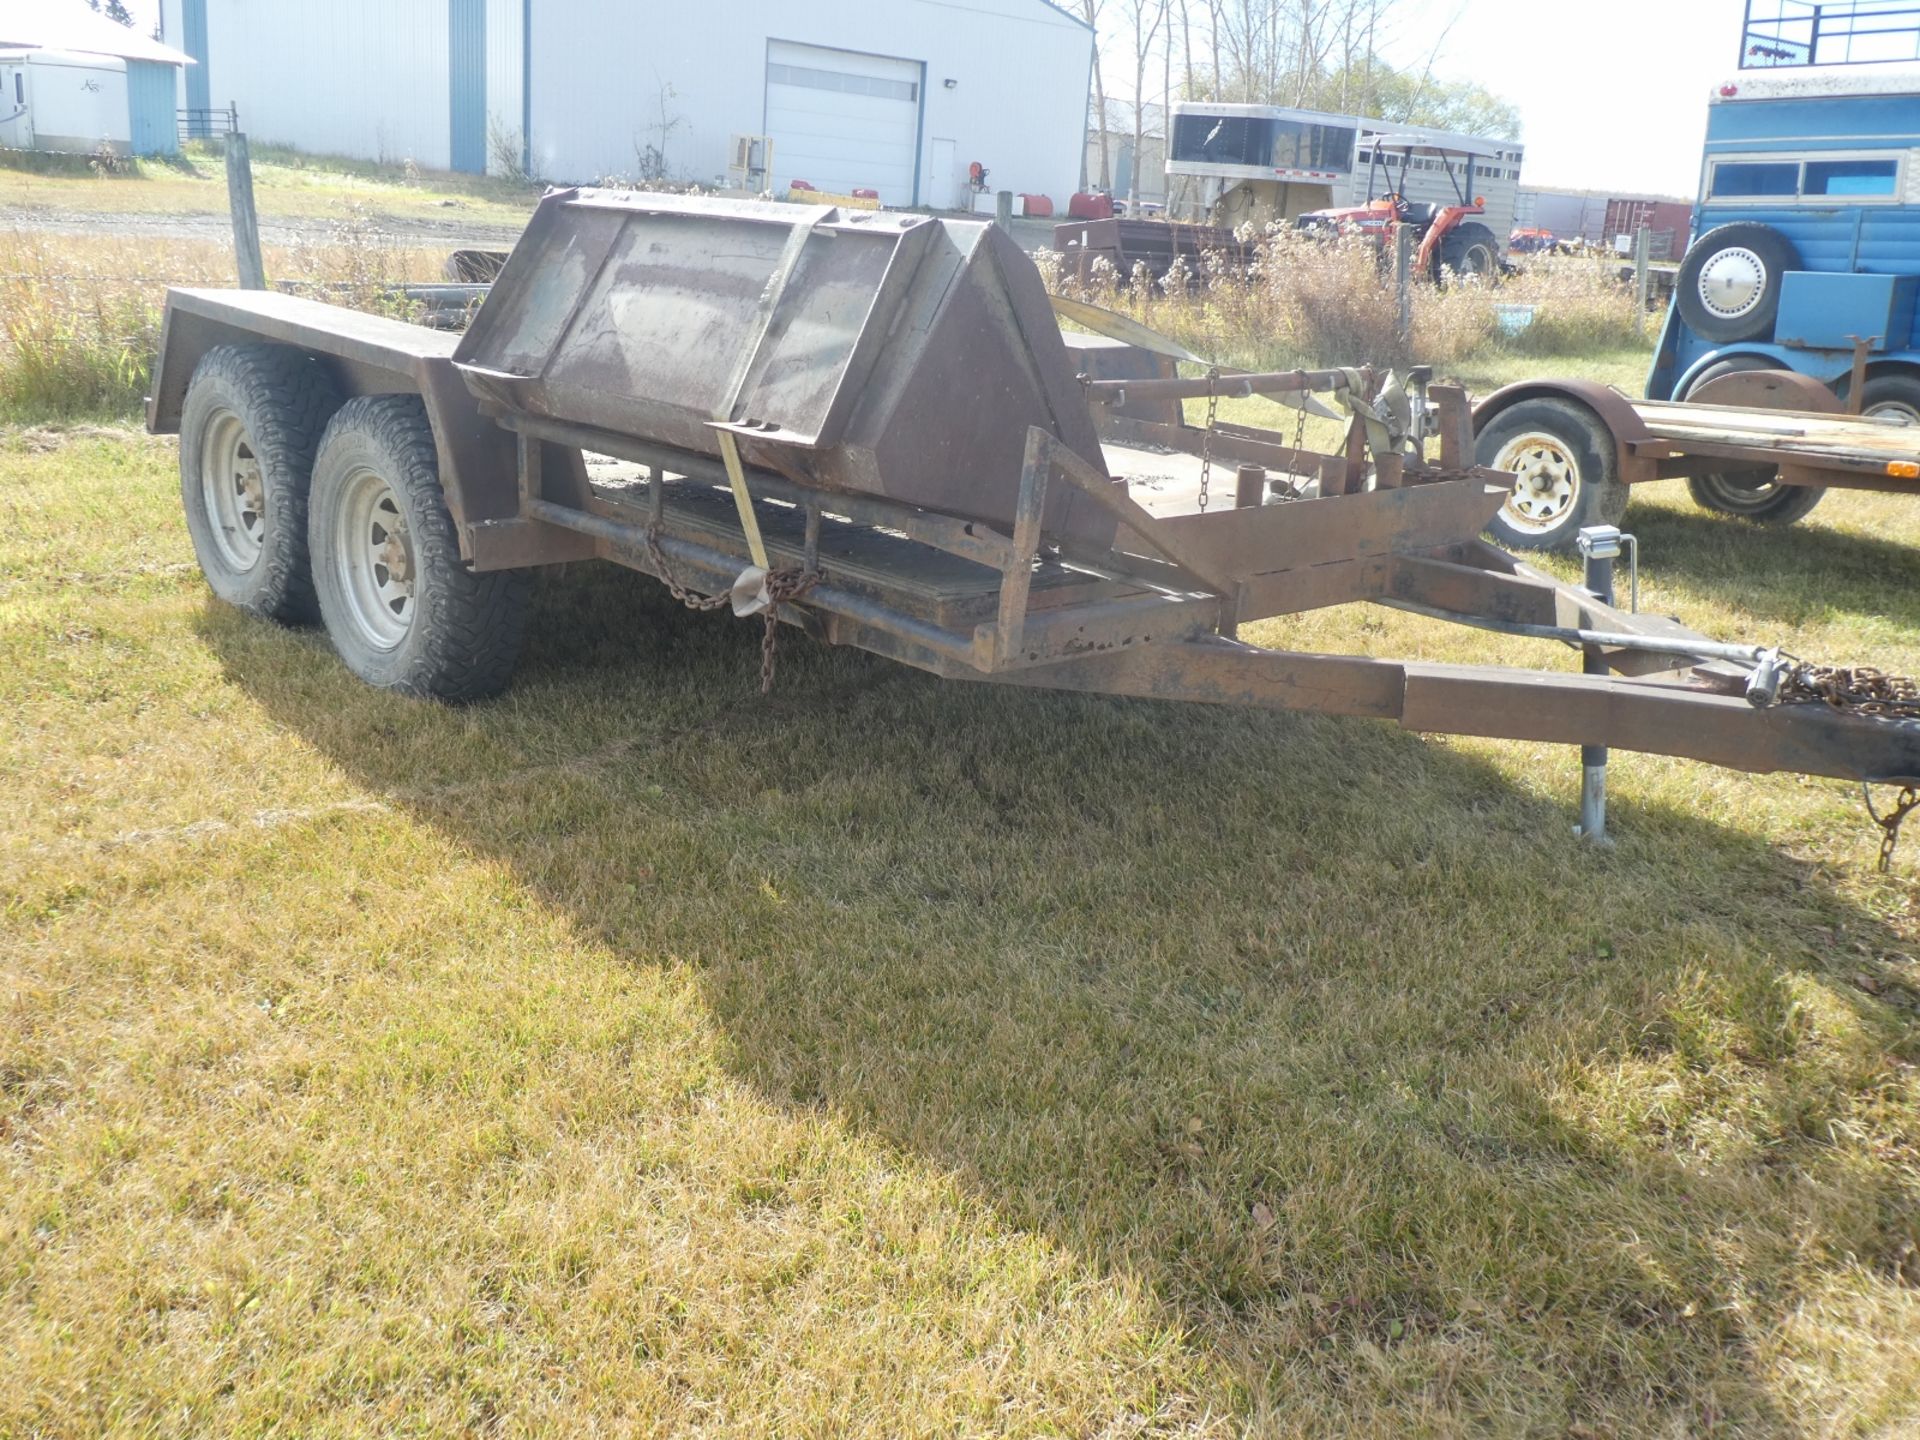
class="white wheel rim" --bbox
[1698,247,1767,320]
[1493,431,1581,534]
[200,409,266,572]
[334,466,416,651]
[1457,244,1495,280]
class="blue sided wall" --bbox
[448,0,486,174]
[182,0,209,116]
[127,60,180,155]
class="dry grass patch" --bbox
[4,424,1920,1435]
[0,143,539,229]
[0,225,453,421]
[1041,231,1653,374]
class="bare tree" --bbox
[1084,0,1113,190]
[1121,0,1169,211]
[1175,0,1197,100]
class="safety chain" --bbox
[1196,367,1220,513]
[1785,664,1920,720]
[645,524,732,613]
[646,525,818,695]
[1773,663,1920,872]
[1865,783,1920,874]
[758,569,819,695]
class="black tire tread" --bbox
[311,395,530,703]
[1685,473,1826,524]
[180,343,342,623]
[1681,356,1827,524]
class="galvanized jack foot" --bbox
[1575,525,1624,847]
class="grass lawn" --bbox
[4,411,1920,1437]
[0,144,540,235]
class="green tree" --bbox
[1308,60,1521,138]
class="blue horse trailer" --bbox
[1644,13,1920,521]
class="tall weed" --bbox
[0,221,444,422]
[1039,225,1653,374]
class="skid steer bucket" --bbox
[454,189,1117,548]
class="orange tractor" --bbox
[1296,135,1504,282]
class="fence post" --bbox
[1633,225,1652,314]
[995,190,1013,234]
[226,130,266,291]
[1393,223,1414,347]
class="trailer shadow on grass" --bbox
[1622,495,1920,630]
[206,562,1920,1432]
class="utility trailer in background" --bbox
[147,191,1920,842]
[1051,216,1245,284]
[1472,364,1920,550]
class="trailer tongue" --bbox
[147,190,1920,851]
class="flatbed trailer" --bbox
[1472,366,1920,550]
[146,191,1920,845]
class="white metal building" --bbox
[154,0,1094,208]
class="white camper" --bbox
[0,48,130,156]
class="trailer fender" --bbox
[146,288,566,560]
[1471,379,1658,486]
[1689,366,1843,414]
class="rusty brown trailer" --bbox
[146,190,1920,815]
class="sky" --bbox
[1389,0,1746,195]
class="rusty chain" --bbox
[1784,664,1920,720]
[645,524,732,613]
[1773,663,1920,872]
[1865,783,1920,874]
[1196,367,1219,514]
[646,524,817,695]
[758,568,819,695]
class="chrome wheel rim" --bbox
[334,466,415,651]
[200,409,266,572]
[1494,431,1580,534]
[1866,399,1920,426]
[1699,471,1786,508]
[1698,247,1766,321]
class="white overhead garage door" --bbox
[765,40,922,206]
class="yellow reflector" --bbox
[1889,461,1920,479]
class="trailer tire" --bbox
[179,343,343,624]
[1682,357,1827,525]
[309,396,531,702]
[1676,223,1799,343]
[1476,397,1629,551]
[1435,222,1499,285]
[1858,372,1920,426]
